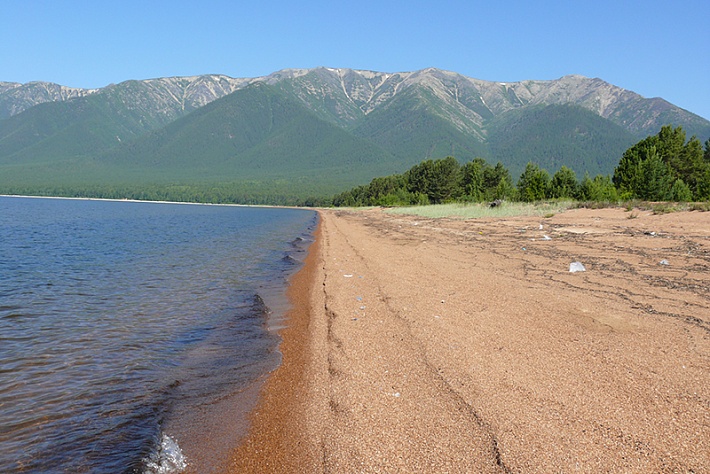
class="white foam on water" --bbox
[143,433,188,474]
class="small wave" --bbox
[250,294,270,316]
[281,254,298,264]
[143,433,187,474]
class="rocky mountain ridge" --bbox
[271,68,707,138]
[0,81,97,118]
[1,67,708,203]
[3,68,707,139]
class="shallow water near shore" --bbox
[0,196,316,473]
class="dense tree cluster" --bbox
[0,183,324,207]
[612,125,709,201]
[332,156,517,207]
[334,125,710,207]
[332,156,618,207]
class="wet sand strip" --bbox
[222,217,325,473]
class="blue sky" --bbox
[2,0,709,120]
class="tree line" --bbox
[0,183,315,207]
[333,125,710,207]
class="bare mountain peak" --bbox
[0,81,98,118]
[2,67,707,139]
[0,81,21,94]
[261,68,313,83]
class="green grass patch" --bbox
[619,201,710,215]
[647,201,710,214]
[572,200,623,210]
[384,200,576,219]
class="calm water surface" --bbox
[0,197,316,473]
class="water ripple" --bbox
[0,197,316,473]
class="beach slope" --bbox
[227,207,709,472]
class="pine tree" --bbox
[429,157,462,203]
[614,125,707,200]
[634,148,674,201]
[550,166,579,199]
[670,179,693,202]
[484,162,514,200]
[461,158,486,201]
[407,157,461,204]
[517,162,550,202]
[579,173,618,201]
[613,135,658,195]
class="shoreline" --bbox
[221,212,325,473]
[0,194,305,210]
[221,207,709,473]
[167,209,319,473]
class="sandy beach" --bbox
[224,206,709,473]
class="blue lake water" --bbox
[0,196,317,473]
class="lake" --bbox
[0,196,316,473]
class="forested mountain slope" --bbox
[1,68,708,202]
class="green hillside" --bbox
[487,104,638,177]
[0,84,391,198]
[0,97,145,165]
[353,85,488,166]
[0,84,395,200]
[272,69,366,127]
[607,97,710,140]
[2,68,709,204]
[98,83,394,185]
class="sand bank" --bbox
[225,207,709,473]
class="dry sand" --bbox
[224,207,709,473]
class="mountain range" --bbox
[1,67,708,202]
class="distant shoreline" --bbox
[0,194,304,210]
